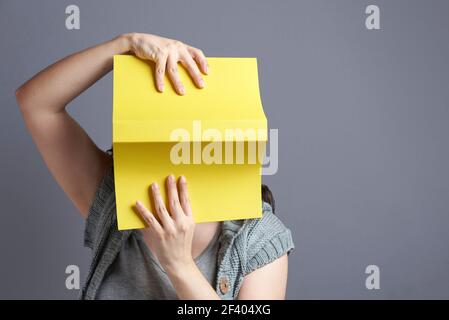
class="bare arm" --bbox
[16,33,208,217]
[237,254,288,299]
[15,35,129,217]
[165,254,288,300]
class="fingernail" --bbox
[136,200,142,207]
[179,86,185,95]
[180,176,186,183]
[198,78,205,88]
[152,182,159,190]
[205,64,209,74]
[158,84,164,92]
[168,174,174,182]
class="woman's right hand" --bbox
[125,33,209,95]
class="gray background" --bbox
[0,0,448,299]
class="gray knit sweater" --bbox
[80,165,295,299]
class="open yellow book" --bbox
[113,55,267,230]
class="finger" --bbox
[135,200,163,233]
[154,52,168,92]
[186,46,208,75]
[177,176,193,217]
[180,54,204,89]
[150,182,174,228]
[166,55,185,95]
[166,174,184,219]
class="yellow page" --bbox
[113,55,267,230]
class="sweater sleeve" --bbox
[83,164,116,250]
[242,202,295,275]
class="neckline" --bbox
[194,225,221,265]
[134,225,221,274]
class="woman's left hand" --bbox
[135,174,195,275]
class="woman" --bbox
[15,33,294,300]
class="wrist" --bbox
[164,258,197,280]
[114,33,134,54]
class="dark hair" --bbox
[261,184,275,213]
[106,147,275,213]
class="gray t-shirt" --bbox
[95,228,221,300]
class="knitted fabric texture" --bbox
[80,165,295,300]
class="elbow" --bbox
[16,83,64,115]
[15,85,26,108]
[15,86,22,101]
[15,84,31,114]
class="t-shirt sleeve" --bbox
[243,202,295,275]
[83,163,116,250]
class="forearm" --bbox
[16,34,132,114]
[166,262,221,300]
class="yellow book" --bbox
[113,55,267,230]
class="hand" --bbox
[126,33,208,95]
[135,174,195,274]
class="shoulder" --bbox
[235,201,295,276]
